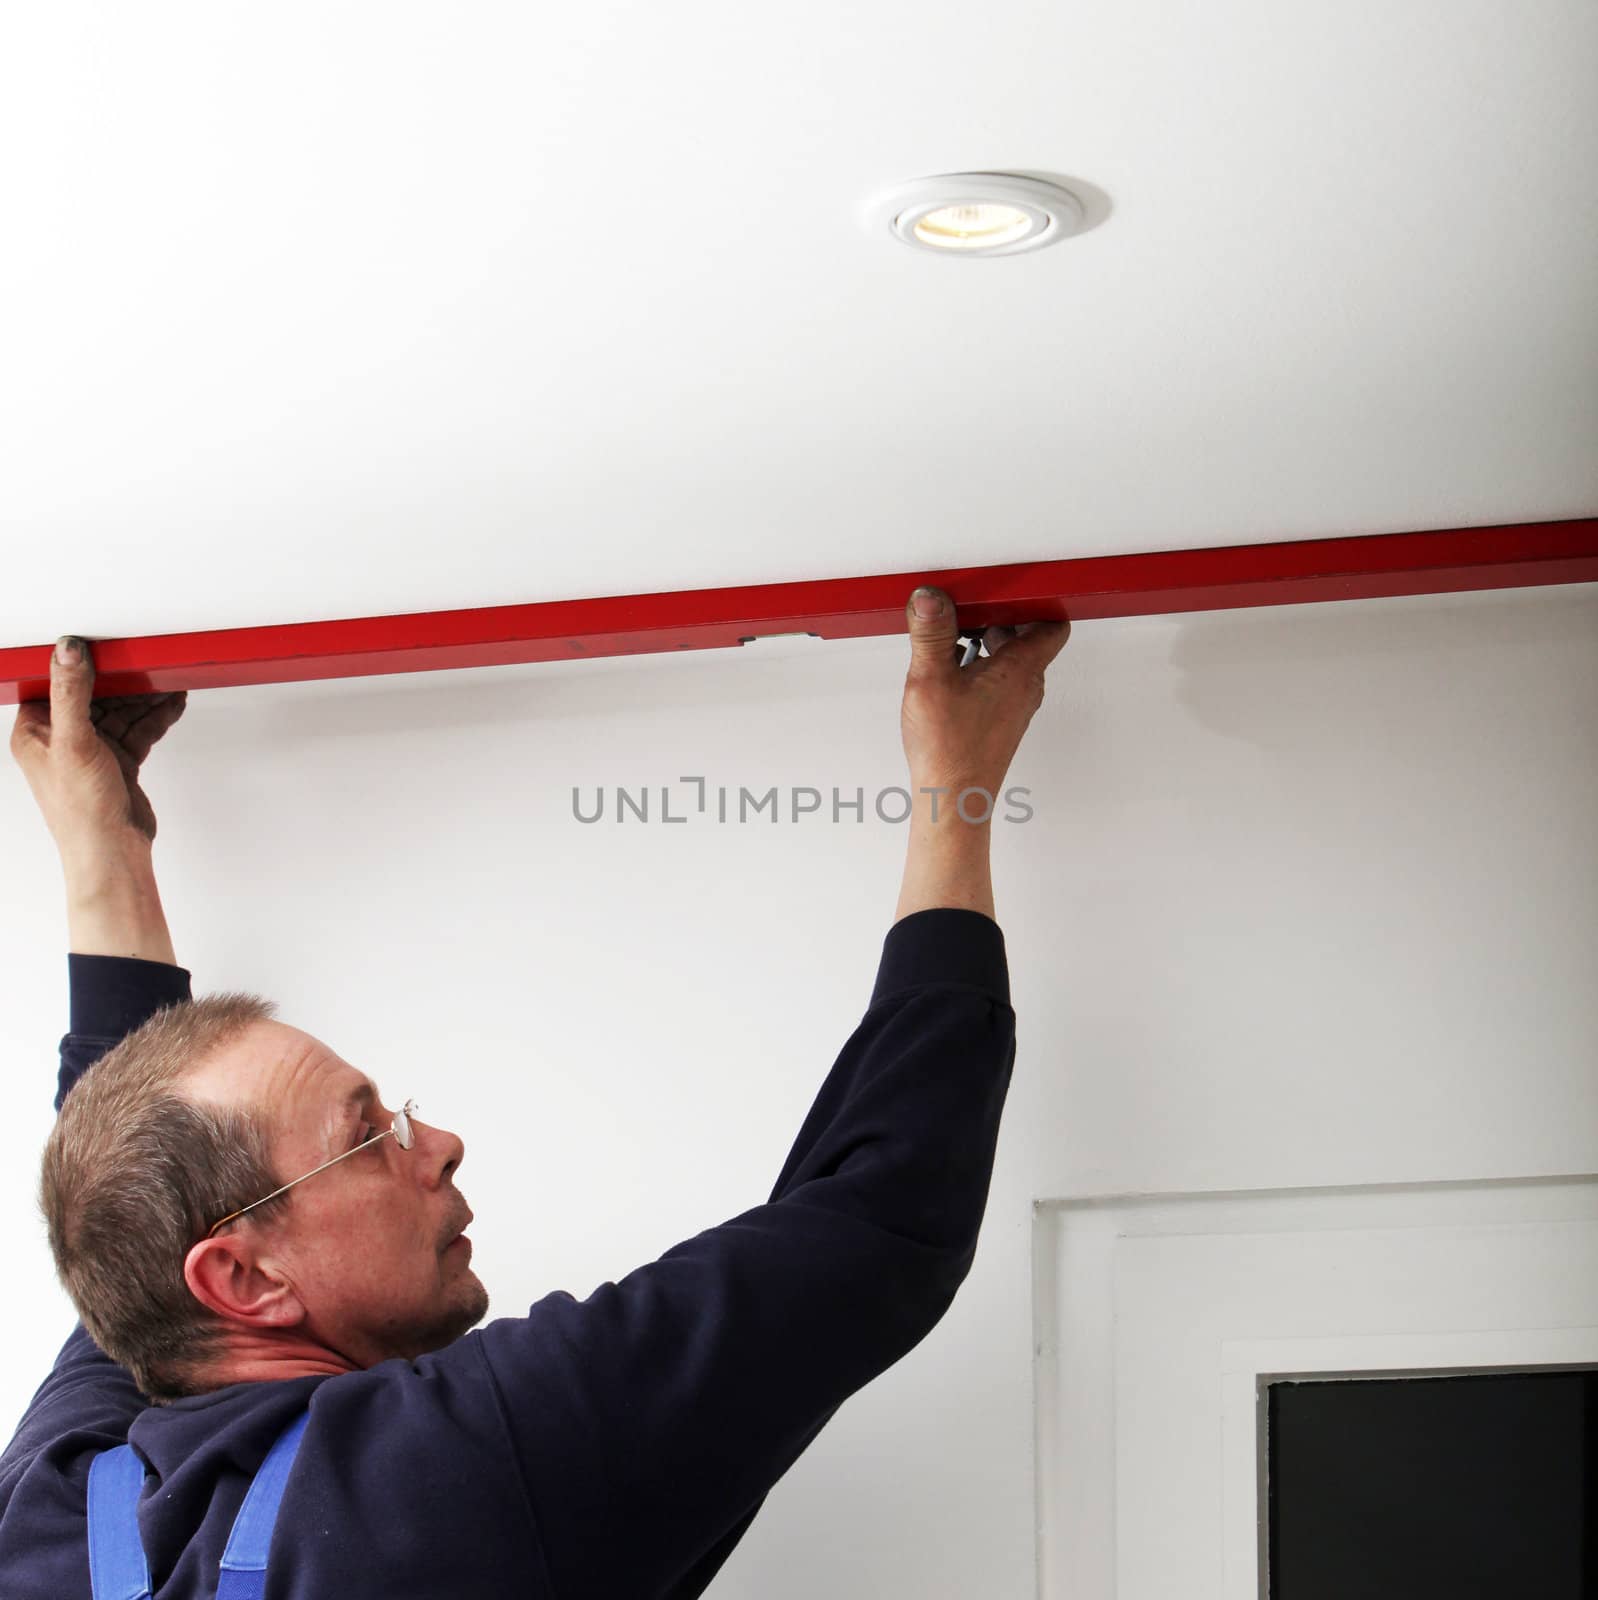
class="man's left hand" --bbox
[10,637,188,851]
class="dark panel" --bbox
[1267,1370,1594,1599]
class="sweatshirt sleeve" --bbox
[54,953,194,1112]
[474,908,1016,1599]
[0,955,195,1489]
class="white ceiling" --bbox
[3,2,1595,653]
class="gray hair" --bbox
[38,992,292,1402]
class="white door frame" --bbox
[1032,1174,1598,1600]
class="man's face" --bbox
[182,1020,489,1371]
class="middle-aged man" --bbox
[0,587,1069,1599]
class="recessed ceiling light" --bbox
[863,172,1086,258]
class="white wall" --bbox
[3,580,1594,1597]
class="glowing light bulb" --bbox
[911,203,1036,250]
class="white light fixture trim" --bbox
[864,173,1085,258]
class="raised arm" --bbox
[472,589,1071,1596]
[893,586,1070,924]
[2,638,190,1472]
[11,635,186,963]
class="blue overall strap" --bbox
[85,1444,153,1600]
[216,1407,311,1600]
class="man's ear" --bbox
[183,1235,308,1330]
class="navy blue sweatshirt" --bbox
[0,909,1015,1598]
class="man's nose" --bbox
[419,1118,465,1187]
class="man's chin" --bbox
[456,1273,491,1334]
[409,1276,491,1357]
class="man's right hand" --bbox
[10,637,188,853]
[899,586,1071,805]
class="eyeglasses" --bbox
[204,1098,419,1240]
